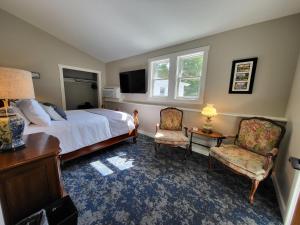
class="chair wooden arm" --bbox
[183,127,188,137]
[264,148,278,170]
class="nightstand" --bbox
[0,133,64,225]
[188,128,225,152]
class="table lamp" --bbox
[201,104,217,133]
[0,67,35,151]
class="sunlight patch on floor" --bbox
[107,154,134,171]
[90,160,114,176]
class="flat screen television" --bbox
[119,69,147,93]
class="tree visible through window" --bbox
[151,59,169,97]
[149,46,208,102]
[176,52,204,99]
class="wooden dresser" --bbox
[0,133,64,225]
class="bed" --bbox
[24,108,139,163]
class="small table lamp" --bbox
[201,104,217,133]
[0,67,35,151]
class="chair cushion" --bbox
[236,119,283,156]
[160,108,182,130]
[155,129,188,145]
[210,144,273,180]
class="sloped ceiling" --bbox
[1,0,300,62]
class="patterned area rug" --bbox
[62,135,282,225]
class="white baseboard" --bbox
[271,173,286,221]
[139,129,155,138]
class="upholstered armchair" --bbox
[209,117,285,204]
[154,107,190,159]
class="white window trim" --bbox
[147,54,173,101]
[148,46,209,104]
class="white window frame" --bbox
[148,54,171,101]
[148,56,171,99]
[148,46,209,104]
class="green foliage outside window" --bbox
[178,54,203,97]
[179,55,203,77]
[151,52,205,99]
[153,61,169,79]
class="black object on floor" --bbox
[15,210,44,225]
[45,195,78,225]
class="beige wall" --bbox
[105,14,300,221]
[0,9,106,224]
[106,14,300,117]
[0,9,105,107]
[105,101,243,136]
[0,6,299,224]
[275,53,300,218]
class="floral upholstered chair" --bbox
[154,107,190,159]
[209,117,285,204]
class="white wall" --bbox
[274,52,300,224]
[0,205,4,225]
[0,9,105,107]
[0,9,106,225]
[105,13,300,223]
[106,14,300,117]
[105,14,300,137]
[105,101,243,136]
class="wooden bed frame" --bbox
[59,110,139,163]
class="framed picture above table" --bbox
[228,57,258,94]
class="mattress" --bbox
[24,109,135,154]
[86,108,135,137]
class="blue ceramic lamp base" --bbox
[0,111,26,152]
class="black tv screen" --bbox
[119,69,147,93]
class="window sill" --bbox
[147,96,203,105]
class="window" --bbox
[148,46,209,103]
[150,59,170,97]
[149,46,209,104]
[176,52,203,99]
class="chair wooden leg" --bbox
[184,144,189,160]
[249,179,260,204]
[189,144,192,155]
[154,142,158,154]
[208,155,213,170]
[133,137,137,143]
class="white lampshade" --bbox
[0,67,35,99]
[201,104,217,117]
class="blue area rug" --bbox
[62,135,282,225]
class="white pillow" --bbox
[18,99,51,126]
[40,104,65,121]
[12,106,31,127]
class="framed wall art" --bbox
[228,57,258,94]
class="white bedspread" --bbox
[24,110,112,154]
[86,108,135,137]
